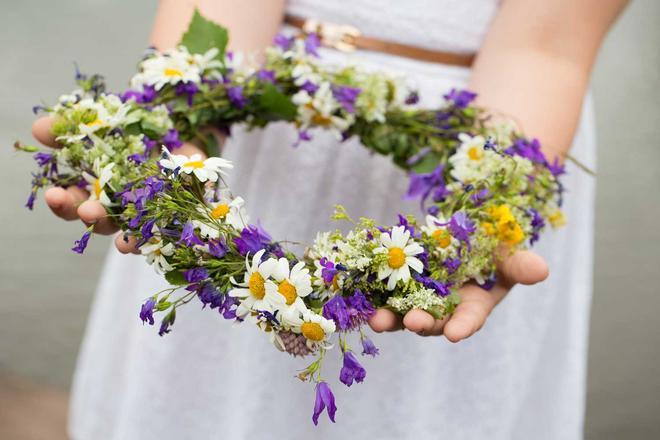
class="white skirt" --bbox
[69,49,597,440]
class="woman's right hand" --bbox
[31,116,207,255]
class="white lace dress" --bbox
[69,1,596,438]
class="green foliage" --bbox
[180,9,228,60]
[165,270,188,286]
[254,83,298,121]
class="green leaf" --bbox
[180,9,228,60]
[410,151,442,173]
[165,270,187,286]
[255,83,298,121]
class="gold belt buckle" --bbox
[302,19,361,52]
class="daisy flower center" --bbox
[432,229,451,248]
[277,280,297,305]
[301,322,325,341]
[164,68,183,77]
[183,160,205,169]
[211,203,230,219]
[94,179,102,199]
[468,146,483,161]
[387,247,406,269]
[86,118,103,127]
[311,113,332,126]
[248,272,266,299]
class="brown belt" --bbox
[284,14,475,67]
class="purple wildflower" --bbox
[25,189,37,210]
[299,80,319,94]
[273,33,294,51]
[346,289,375,326]
[361,336,379,357]
[184,267,208,284]
[256,69,276,83]
[339,351,366,387]
[139,298,156,325]
[233,224,272,256]
[332,85,361,113]
[121,85,156,104]
[405,90,420,105]
[413,274,452,297]
[547,157,566,177]
[470,188,490,207]
[293,129,313,147]
[175,81,199,106]
[397,214,417,237]
[405,165,450,210]
[528,208,545,245]
[504,138,547,164]
[227,85,247,108]
[448,211,476,243]
[161,129,182,150]
[179,221,203,247]
[312,381,337,425]
[478,275,497,291]
[323,295,350,330]
[33,152,53,167]
[207,238,228,258]
[444,257,462,274]
[444,88,477,109]
[71,229,92,254]
[318,257,344,286]
[304,33,321,56]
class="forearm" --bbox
[150,0,285,52]
[468,0,628,159]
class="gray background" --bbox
[0,1,658,438]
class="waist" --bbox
[284,14,476,68]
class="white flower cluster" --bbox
[130,47,223,90]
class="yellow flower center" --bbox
[94,179,102,199]
[432,229,451,248]
[311,112,332,126]
[277,280,298,305]
[248,272,266,299]
[301,322,325,341]
[211,203,230,219]
[164,68,183,77]
[86,118,103,128]
[387,247,406,269]
[183,160,205,169]
[468,146,483,161]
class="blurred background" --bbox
[0,1,658,438]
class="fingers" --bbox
[32,116,60,148]
[368,308,403,333]
[77,200,119,235]
[496,249,549,286]
[402,309,448,336]
[44,186,88,220]
[115,233,140,254]
[443,283,506,343]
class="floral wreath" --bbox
[19,11,566,425]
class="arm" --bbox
[369,0,628,340]
[32,0,285,248]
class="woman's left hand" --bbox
[367,249,549,342]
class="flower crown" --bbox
[18,11,565,425]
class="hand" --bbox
[367,249,549,342]
[31,116,207,254]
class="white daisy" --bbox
[266,258,313,318]
[449,134,496,183]
[82,158,115,206]
[286,309,336,348]
[373,225,424,290]
[140,236,175,273]
[228,250,281,318]
[130,47,201,91]
[420,214,458,255]
[159,149,233,183]
[293,82,354,138]
[194,195,249,238]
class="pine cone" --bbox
[278,331,313,357]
